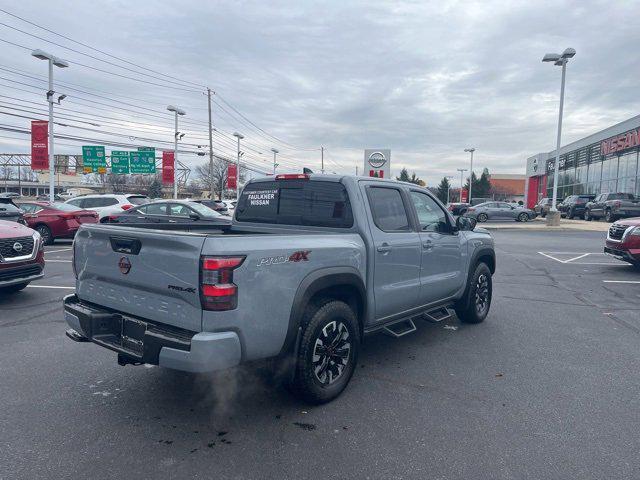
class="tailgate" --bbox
[74,225,206,331]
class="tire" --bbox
[541,210,547,218]
[517,213,529,222]
[584,209,592,221]
[567,208,575,220]
[0,282,29,293]
[604,209,615,223]
[455,263,492,324]
[291,300,360,404]
[477,213,488,223]
[35,224,53,245]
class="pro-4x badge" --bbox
[257,250,311,267]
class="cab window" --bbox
[410,191,448,233]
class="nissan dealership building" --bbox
[525,114,640,209]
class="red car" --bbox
[17,201,99,245]
[0,219,44,293]
[604,217,640,267]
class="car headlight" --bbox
[629,227,640,236]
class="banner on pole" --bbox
[461,188,469,203]
[227,164,237,189]
[31,120,49,170]
[162,151,174,184]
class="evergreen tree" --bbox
[436,177,451,203]
[396,168,423,185]
[464,168,492,201]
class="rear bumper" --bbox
[63,294,241,372]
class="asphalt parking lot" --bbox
[2,230,639,480]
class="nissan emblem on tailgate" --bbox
[118,256,132,274]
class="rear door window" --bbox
[367,187,411,232]
[236,180,353,228]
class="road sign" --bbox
[111,151,130,174]
[130,151,156,174]
[82,145,106,173]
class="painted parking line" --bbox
[46,260,72,263]
[538,252,629,265]
[26,285,75,289]
[45,248,73,254]
[603,280,640,284]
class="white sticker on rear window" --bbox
[246,189,278,206]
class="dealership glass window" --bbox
[620,176,635,194]
[587,161,601,184]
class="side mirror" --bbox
[456,215,476,231]
[189,213,200,221]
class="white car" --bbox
[58,192,75,200]
[65,194,149,220]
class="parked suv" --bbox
[585,192,640,222]
[64,174,495,403]
[533,197,563,218]
[558,194,595,219]
[65,194,149,220]
[17,201,99,245]
[0,220,44,293]
[604,218,640,267]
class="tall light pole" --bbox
[167,105,186,199]
[233,132,244,200]
[31,49,68,203]
[445,175,454,204]
[456,168,467,202]
[542,47,576,224]
[271,148,279,175]
[206,88,215,199]
[464,148,475,203]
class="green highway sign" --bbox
[138,147,155,152]
[130,150,156,174]
[82,145,106,173]
[111,151,130,174]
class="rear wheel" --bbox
[517,213,529,222]
[541,210,547,218]
[605,209,616,223]
[291,300,359,404]
[567,208,575,219]
[477,213,488,223]
[455,263,492,324]
[35,224,53,245]
[584,209,592,221]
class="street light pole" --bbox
[31,49,68,202]
[271,148,279,175]
[456,168,467,202]
[207,88,215,199]
[464,148,475,203]
[233,132,244,200]
[167,105,186,199]
[445,175,454,204]
[542,48,576,219]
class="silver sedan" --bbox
[464,201,536,222]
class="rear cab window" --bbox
[366,187,411,232]
[236,179,353,228]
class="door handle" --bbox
[377,243,392,254]
[422,240,433,250]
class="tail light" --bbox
[275,174,309,180]
[200,256,245,311]
[121,204,134,210]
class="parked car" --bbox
[64,174,495,404]
[65,194,149,221]
[558,194,596,219]
[58,192,75,200]
[533,197,563,217]
[16,201,99,245]
[0,219,44,293]
[584,192,640,222]
[36,194,64,201]
[604,218,640,268]
[106,200,231,226]
[0,198,27,225]
[465,201,536,222]
[0,192,21,199]
[193,199,229,215]
[447,202,470,216]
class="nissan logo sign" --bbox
[118,256,132,275]
[12,242,23,252]
[368,152,387,168]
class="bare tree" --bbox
[194,156,245,200]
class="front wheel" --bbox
[477,213,488,223]
[517,213,529,222]
[584,209,592,221]
[35,224,53,245]
[291,300,359,404]
[567,208,575,219]
[455,263,492,324]
[605,209,616,223]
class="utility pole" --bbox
[207,88,215,199]
[233,132,244,200]
[167,105,186,199]
[456,168,467,202]
[321,146,324,174]
[271,148,279,175]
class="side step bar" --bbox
[422,306,455,323]
[383,318,417,338]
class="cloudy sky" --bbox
[1,0,639,186]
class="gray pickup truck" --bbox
[584,192,640,222]
[63,174,495,403]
